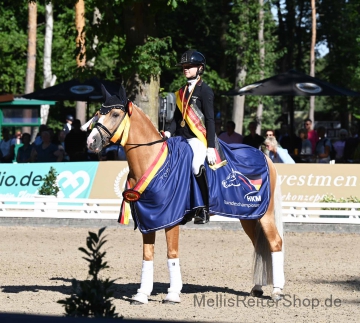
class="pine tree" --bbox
[38,167,60,196]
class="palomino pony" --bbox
[85,85,285,304]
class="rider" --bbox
[165,49,216,224]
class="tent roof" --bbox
[222,70,360,97]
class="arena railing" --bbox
[0,198,360,224]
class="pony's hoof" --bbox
[131,292,148,305]
[162,300,177,305]
[271,290,283,301]
[250,287,264,297]
[163,292,181,304]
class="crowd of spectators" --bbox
[0,115,127,163]
[215,117,360,164]
[2,115,360,165]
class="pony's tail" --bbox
[252,172,283,286]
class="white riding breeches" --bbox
[187,138,206,175]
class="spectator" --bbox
[14,131,22,145]
[63,114,74,135]
[242,121,265,149]
[101,144,127,161]
[53,130,69,161]
[304,118,318,154]
[65,119,88,161]
[34,124,48,146]
[16,133,32,163]
[215,119,224,136]
[332,129,348,163]
[314,126,331,163]
[343,125,359,163]
[31,130,64,163]
[264,136,295,164]
[278,124,301,155]
[298,128,312,162]
[265,129,276,138]
[218,121,243,144]
[0,128,16,163]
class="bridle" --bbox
[93,101,167,149]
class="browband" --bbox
[100,103,126,115]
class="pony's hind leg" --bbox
[240,219,265,298]
[163,225,183,304]
[131,232,156,305]
[251,156,285,301]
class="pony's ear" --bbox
[118,85,127,105]
[127,101,133,116]
[101,84,112,101]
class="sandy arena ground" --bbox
[0,225,359,322]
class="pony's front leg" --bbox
[131,232,156,305]
[163,225,183,304]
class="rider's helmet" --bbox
[66,114,74,122]
[177,49,206,75]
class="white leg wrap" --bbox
[164,258,182,303]
[132,260,153,304]
[271,251,285,289]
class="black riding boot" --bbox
[194,165,210,224]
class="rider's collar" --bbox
[187,76,200,93]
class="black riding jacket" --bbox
[167,79,216,148]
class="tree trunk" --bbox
[41,1,56,126]
[75,0,86,68]
[256,0,265,135]
[23,1,37,134]
[86,7,101,68]
[75,0,86,124]
[132,74,159,130]
[232,57,247,135]
[219,0,231,121]
[309,0,316,123]
[123,2,158,127]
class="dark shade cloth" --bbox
[222,70,360,97]
[22,77,121,102]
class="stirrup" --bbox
[194,208,209,224]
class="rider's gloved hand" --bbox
[164,131,171,139]
[206,148,216,165]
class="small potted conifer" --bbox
[38,166,60,197]
[36,167,60,212]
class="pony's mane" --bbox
[132,102,158,130]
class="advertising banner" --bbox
[89,161,129,199]
[90,163,360,202]
[0,162,99,199]
[275,164,360,202]
[1,162,359,203]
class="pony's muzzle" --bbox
[87,132,102,153]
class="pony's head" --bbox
[85,84,131,153]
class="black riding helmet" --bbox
[177,49,206,75]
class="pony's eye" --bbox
[112,112,120,118]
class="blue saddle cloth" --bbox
[131,137,270,233]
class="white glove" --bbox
[164,131,171,138]
[206,148,216,165]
